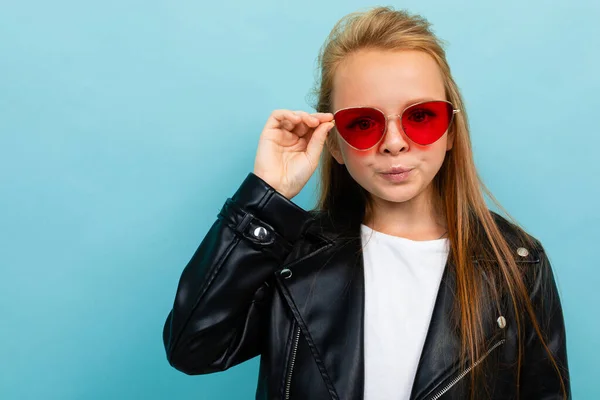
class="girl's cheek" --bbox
[346,147,376,159]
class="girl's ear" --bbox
[327,133,345,165]
[446,129,455,151]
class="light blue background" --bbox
[1,0,598,399]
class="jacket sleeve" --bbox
[162,172,314,375]
[520,246,571,399]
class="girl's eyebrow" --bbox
[400,97,438,109]
[379,97,440,114]
[334,97,442,113]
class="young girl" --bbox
[162,6,570,400]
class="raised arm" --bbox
[162,172,313,374]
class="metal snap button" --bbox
[516,247,529,257]
[280,268,292,279]
[497,316,507,329]
[252,226,269,240]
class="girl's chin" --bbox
[367,185,421,204]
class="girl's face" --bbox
[329,49,453,207]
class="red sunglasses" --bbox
[332,100,460,150]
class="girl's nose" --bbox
[379,114,409,155]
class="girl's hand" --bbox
[253,109,334,199]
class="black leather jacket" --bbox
[162,172,570,399]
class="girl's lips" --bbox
[380,166,414,174]
[379,169,413,182]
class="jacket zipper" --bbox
[284,325,301,400]
[427,338,506,400]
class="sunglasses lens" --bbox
[401,101,454,145]
[333,107,386,150]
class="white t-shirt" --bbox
[360,223,450,400]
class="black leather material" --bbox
[163,172,571,399]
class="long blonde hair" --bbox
[308,6,567,399]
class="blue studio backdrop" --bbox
[1,0,598,399]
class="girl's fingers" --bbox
[280,119,295,131]
[306,121,335,166]
[311,112,334,122]
[298,112,334,135]
[286,111,313,137]
[294,110,320,128]
[267,110,333,137]
[268,109,301,130]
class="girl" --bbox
[162,6,570,399]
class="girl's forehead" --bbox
[335,49,443,81]
[331,50,446,111]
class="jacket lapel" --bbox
[409,259,460,400]
[278,232,365,400]
[409,258,510,399]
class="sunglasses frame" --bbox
[332,100,461,151]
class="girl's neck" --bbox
[362,188,447,241]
